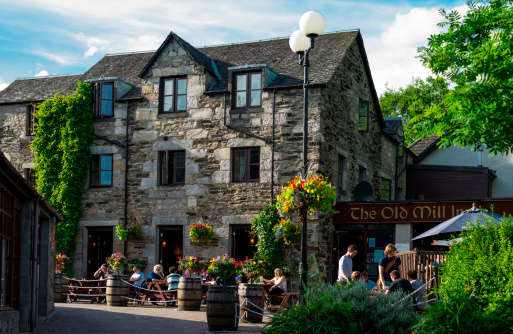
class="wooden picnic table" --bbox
[67,278,106,303]
[261,283,299,314]
[138,282,175,307]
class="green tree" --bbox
[379,77,449,145]
[414,0,513,155]
[31,81,94,272]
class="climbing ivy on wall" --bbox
[31,81,94,273]
[251,203,284,277]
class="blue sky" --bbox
[0,0,467,94]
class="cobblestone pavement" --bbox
[30,301,267,334]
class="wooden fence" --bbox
[397,248,446,291]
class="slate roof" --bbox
[0,74,83,105]
[383,117,403,136]
[408,134,440,158]
[199,30,359,92]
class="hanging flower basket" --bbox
[273,219,301,246]
[128,222,142,239]
[126,257,147,272]
[276,174,338,217]
[189,221,215,244]
[116,224,129,241]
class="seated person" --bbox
[386,270,414,299]
[216,276,237,286]
[167,266,180,291]
[351,271,361,283]
[129,266,145,293]
[147,264,166,283]
[360,271,378,291]
[260,268,287,296]
[407,269,426,311]
[199,268,212,284]
[93,263,117,280]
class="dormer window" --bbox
[233,72,262,109]
[159,76,187,113]
[94,82,114,118]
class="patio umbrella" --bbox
[431,238,463,247]
[412,203,504,241]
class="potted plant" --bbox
[126,257,147,272]
[236,257,266,324]
[177,256,207,311]
[189,220,215,244]
[206,254,239,331]
[115,224,129,241]
[238,257,264,284]
[54,253,70,303]
[106,252,128,275]
[274,218,301,246]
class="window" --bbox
[380,179,391,200]
[358,100,369,132]
[24,168,37,187]
[90,155,113,187]
[159,151,186,185]
[232,148,260,182]
[26,105,37,136]
[233,72,262,109]
[94,82,114,118]
[337,156,347,195]
[398,136,405,157]
[358,166,366,183]
[159,77,187,113]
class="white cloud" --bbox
[75,33,110,57]
[33,50,77,65]
[366,4,468,95]
[0,81,8,91]
[35,70,49,77]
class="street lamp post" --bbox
[289,11,325,294]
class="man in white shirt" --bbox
[338,245,358,282]
[129,266,145,292]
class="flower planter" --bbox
[177,277,202,311]
[54,273,68,303]
[106,275,129,307]
[238,283,265,323]
[206,285,238,331]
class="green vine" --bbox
[250,203,284,277]
[31,81,94,274]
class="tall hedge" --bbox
[31,81,94,272]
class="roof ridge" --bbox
[14,73,83,81]
[197,29,360,49]
[104,50,156,57]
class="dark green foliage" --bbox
[250,204,284,277]
[379,77,449,146]
[31,81,94,274]
[265,282,355,334]
[415,0,513,155]
[423,215,513,332]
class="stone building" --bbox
[0,30,402,280]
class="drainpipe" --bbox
[394,138,399,200]
[124,101,129,256]
[30,197,40,332]
[271,89,276,203]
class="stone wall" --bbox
[0,104,35,170]
[0,310,19,334]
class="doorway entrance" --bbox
[158,226,183,276]
[332,224,394,284]
[87,227,113,278]
[230,224,258,261]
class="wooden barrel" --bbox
[238,283,265,323]
[106,275,128,307]
[54,273,68,303]
[206,285,239,331]
[177,277,202,311]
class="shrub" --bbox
[265,283,355,334]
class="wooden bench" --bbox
[265,292,300,314]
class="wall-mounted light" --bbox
[163,240,167,247]
[93,242,96,247]
[103,241,106,245]
[433,240,437,243]
[332,247,337,251]
[250,237,255,246]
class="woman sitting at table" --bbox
[261,268,287,295]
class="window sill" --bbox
[229,107,264,115]
[88,186,113,191]
[94,117,115,123]
[158,112,188,119]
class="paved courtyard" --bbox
[31,301,267,333]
